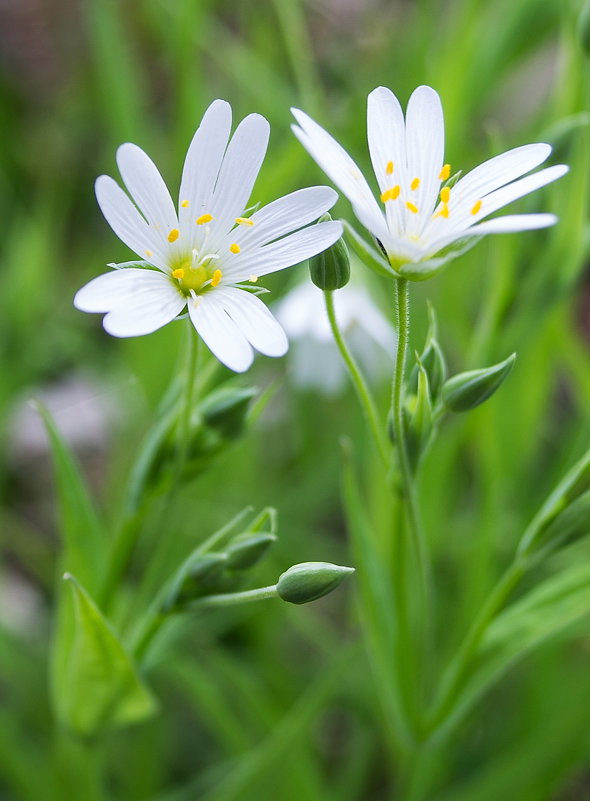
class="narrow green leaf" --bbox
[57,574,157,736]
[439,561,590,736]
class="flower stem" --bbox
[323,290,390,466]
[188,584,279,610]
[390,279,431,618]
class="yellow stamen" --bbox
[196,214,213,225]
[434,203,449,219]
[230,243,241,254]
[181,200,189,208]
[471,199,482,215]
[439,163,451,181]
[411,177,420,191]
[386,160,394,175]
[167,228,179,243]
[172,268,185,279]
[211,269,222,287]
[380,185,401,203]
[248,274,258,283]
[145,250,152,257]
[235,217,254,226]
[440,186,450,204]
[406,201,419,214]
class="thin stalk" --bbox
[390,279,431,628]
[324,290,390,466]
[100,325,200,608]
[188,585,279,610]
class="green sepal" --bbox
[161,552,229,613]
[408,304,447,401]
[56,574,157,736]
[277,562,354,605]
[442,353,516,412]
[309,214,351,290]
[405,363,434,472]
[226,532,278,570]
[341,220,400,279]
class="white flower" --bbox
[74,100,342,372]
[292,86,568,279]
[275,280,395,395]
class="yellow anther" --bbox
[229,243,241,254]
[181,200,189,208]
[145,250,152,258]
[235,217,254,226]
[248,274,258,283]
[411,177,420,191]
[172,268,185,279]
[386,161,394,175]
[380,185,401,203]
[168,228,180,243]
[439,163,451,181]
[211,269,222,287]
[196,214,213,225]
[471,199,482,215]
[440,186,450,204]
[434,203,449,219]
[406,201,419,214]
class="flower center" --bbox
[171,252,221,296]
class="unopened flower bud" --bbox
[442,353,516,413]
[162,552,228,612]
[277,561,354,604]
[309,214,350,290]
[226,532,277,570]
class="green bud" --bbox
[518,448,590,560]
[409,339,447,400]
[309,214,351,290]
[405,364,434,471]
[162,552,228,612]
[226,532,277,570]
[199,385,257,440]
[442,353,516,412]
[277,561,354,605]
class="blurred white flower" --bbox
[75,99,342,372]
[292,85,568,279]
[275,281,395,394]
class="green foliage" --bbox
[57,575,156,736]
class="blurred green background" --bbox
[1,0,590,799]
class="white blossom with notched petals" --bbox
[75,100,342,371]
[292,86,568,278]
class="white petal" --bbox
[95,176,170,271]
[220,186,337,251]
[423,143,554,240]
[422,214,558,259]
[367,86,407,238]
[178,99,233,237]
[223,219,343,280]
[448,143,551,205]
[188,293,253,373]
[206,113,270,248]
[404,86,445,233]
[291,108,389,243]
[116,143,179,238]
[471,165,568,220]
[74,268,186,337]
[461,213,558,234]
[213,287,288,357]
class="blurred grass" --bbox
[1,0,590,799]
